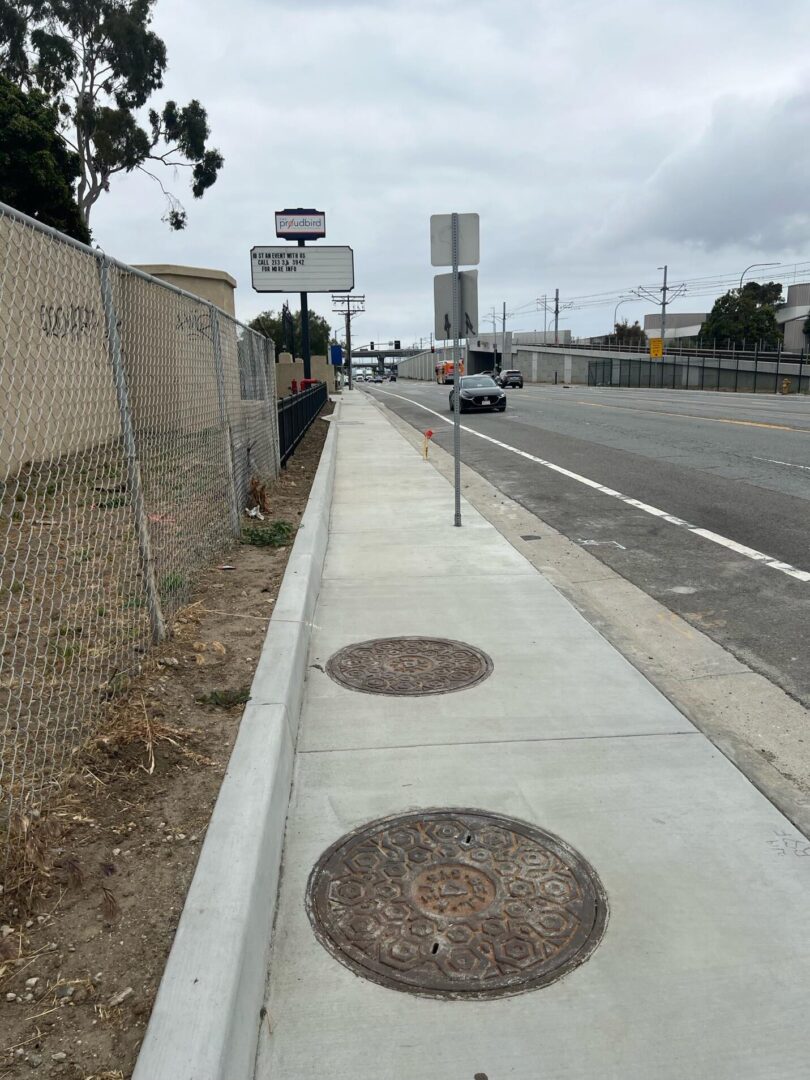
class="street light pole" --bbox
[739,262,781,290]
[613,298,631,329]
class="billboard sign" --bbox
[251,246,354,292]
[275,208,326,241]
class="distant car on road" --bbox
[497,369,524,388]
[373,375,384,383]
[449,375,506,413]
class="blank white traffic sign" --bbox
[430,213,480,267]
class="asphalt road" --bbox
[365,381,810,707]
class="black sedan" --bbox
[497,369,524,388]
[448,375,506,413]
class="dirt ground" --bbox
[0,405,333,1079]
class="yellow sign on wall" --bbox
[649,337,663,358]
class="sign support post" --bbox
[431,210,479,528]
[298,238,312,380]
[451,212,462,528]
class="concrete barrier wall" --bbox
[397,350,437,380]
[397,345,593,384]
[510,348,591,385]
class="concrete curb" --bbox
[132,404,339,1080]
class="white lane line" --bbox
[753,456,810,472]
[374,388,810,583]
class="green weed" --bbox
[196,687,251,708]
[242,520,296,548]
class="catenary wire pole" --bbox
[635,266,686,354]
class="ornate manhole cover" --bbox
[306,808,607,999]
[325,637,493,696]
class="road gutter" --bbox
[372,396,810,839]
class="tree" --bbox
[0,74,89,241]
[700,281,784,347]
[0,0,223,230]
[249,307,332,358]
[614,319,646,346]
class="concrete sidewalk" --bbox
[255,390,810,1080]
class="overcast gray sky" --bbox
[92,0,810,343]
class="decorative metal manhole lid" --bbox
[325,637,493,696]
[306,809,607,999]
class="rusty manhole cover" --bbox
[306,809,607,999]
[325,637,493,696]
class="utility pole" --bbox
[554,288,560,345]
[331,293,365,390]
[491,309,499,370]
[502,302,507,367]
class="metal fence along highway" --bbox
[277,381,329,465]
[588,352,810,393]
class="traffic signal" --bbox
[370,341,374,350]
[394,340,401,349]
[430,344,435,353]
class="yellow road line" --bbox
[575,400,805,432]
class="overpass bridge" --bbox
[349,346,420,375]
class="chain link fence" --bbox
[0,201,279,878]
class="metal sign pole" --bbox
[298,239,312,380]
[451,212,462,527]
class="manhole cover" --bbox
[306,808,607,999]
[325,637,493,696]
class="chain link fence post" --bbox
[210,305,242,538]
[263,337,281,473]
[97,257,166,644]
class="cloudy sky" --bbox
[92,0,810,343]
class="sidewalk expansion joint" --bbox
[298,730,700,754]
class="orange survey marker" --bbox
[423,429,434,460]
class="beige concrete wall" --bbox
[1,227,263,480]
[0,215,120,481]
[275,353,340,397]
[132,265,237,317]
